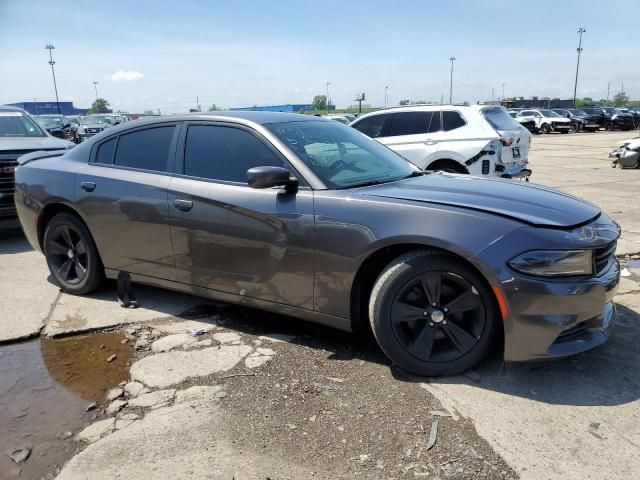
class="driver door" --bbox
[168,122,315,310]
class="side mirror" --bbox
[247,166,298,192]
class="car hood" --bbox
[0,136,73,150]
[358,173,600,228]
[80,124,109,129]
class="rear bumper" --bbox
[500,168,532,179]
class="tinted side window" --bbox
[95,137,116,164]
[184,125,282,183]
[114,126,175,172]
[352,115,386,138]
[442,111,466,131]
[387,112,434,136]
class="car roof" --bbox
[106,111,329,132]
[0,105,28,113]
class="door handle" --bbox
[424,139,437,145]
[81,181,96,192]
[173,198,193,212]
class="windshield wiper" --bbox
[404,171,425,178]
[339,179,393,189]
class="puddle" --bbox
[0,332,133,479]
[627,259,640,270]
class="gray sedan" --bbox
[14,112,620,376]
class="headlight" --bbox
[509,250,593,277]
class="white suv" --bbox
[517,109,572,134]
[351,105,532,179]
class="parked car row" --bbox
[507,107,637,134]
[34,113,131,143]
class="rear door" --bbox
[76,124,178,280]
[376,111,441,169]
[167,122,315,309]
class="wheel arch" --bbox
[349,242,502,337]
[37,203,90,251]
[424,158,469,174]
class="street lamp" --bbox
[384,85,389,108]
[45,44,61,115]
[573,27,586,108]
[93,81,99,100]
[326,82,331,114]
[449,57,456,104]
[502,83,505,101]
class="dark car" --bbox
[14,112,620,376]
[581,107,634,131]
[35,115,75,141]
[0,106,73,228]
[551,109,599,133]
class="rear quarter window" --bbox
[442,111,466,131]
[95,138,116,164]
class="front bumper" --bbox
[471,217,620,362]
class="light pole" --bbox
[573,27,586,108]
[449,57,456,104]
[92,81,99,100]
[502,83,505,101]
[45,44,61,115]
[326,82,331,114]
[384,85,388,107]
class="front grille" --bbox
[0,156,19,209]
[552,122,569,129]
[595,241,617,275]
[0,149,59,213]
[557,321,588,342]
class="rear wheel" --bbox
[369,250,498,376]
[605,122,613,131]
[44,213,104,295]
[426,160,467,174]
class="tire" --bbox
[368,250,498,376]
[570,123,578,133]
[44,213,104,295]
[426,160,466,174]
[605,122,613,131]
[540,123,550,134]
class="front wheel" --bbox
[369,251,498,376]
[570,123,579,133]
[540,123,551,134]
[44,213,104,295]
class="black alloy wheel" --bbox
[540,123,551,134]
[390,271,485,364]
[44,213,104,294]
[369,250,498,376]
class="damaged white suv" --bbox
[351,105,532,179]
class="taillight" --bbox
[501,137,513,147]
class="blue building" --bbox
[4,101,97,115]
[230,103,335,113]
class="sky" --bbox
[1,0,639,113]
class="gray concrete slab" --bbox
[0,231,59,343]
[530,131,640,255]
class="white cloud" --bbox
[107,70,144,82]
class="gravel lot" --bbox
[1,130,639,480]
